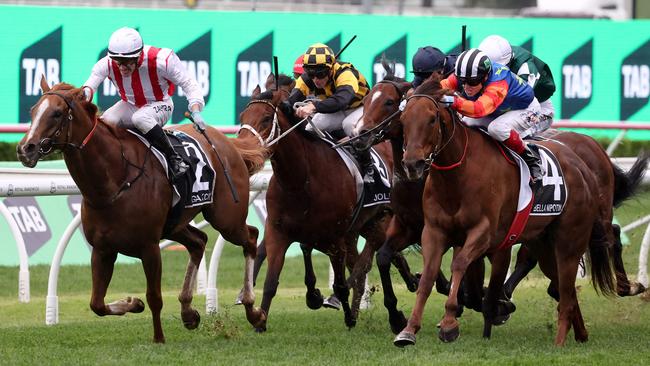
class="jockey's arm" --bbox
[83,57,111,95]
[441,77,508,118]
[313,69,358,113]
[166,51,205,112]
[287,76,309,106]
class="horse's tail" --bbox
[230,136,268,176]
[586,219,617,297]
[612,151,649,207]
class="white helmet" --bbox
[478,35,512,66]
[107,27,143,58]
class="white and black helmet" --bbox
[478,35,512,66]
[107,27,143,58]
[454,48,492,83]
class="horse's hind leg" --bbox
[611,224,645,296]
[330,245,355,329]
[238,224,267,329]
[140,244,165,343]
[90,250,145,317]
[503,245,538,299]
[167,225,208,330]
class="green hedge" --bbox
[2,138,647,162]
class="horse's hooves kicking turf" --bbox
[393,331,416,347]
[306,289,324,310]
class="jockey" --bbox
[83,27,206,180]
[287,43,375,183]
[292,54,304,80]
[411,46,457,88]
[478,35,556,134]
[440,48,544,183]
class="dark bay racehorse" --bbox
[238,85,393,331]
[354,70,646,334]
[394,74,648,346]
[17,80,267,343]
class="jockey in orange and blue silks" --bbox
[440,48,543,183]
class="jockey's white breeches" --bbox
[462,97,542,141]
[101,99,174,134]
[306,106,364,137]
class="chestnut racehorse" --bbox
[354,70,646,334]
[17,80,267,343]
[394,74,648,346]
[238,86,393,331]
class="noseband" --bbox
[37,90,98,154]
[240,97,309,147]
[404,94,468,170]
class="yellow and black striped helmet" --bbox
[303,43,335,69]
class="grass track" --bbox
[0,190,649,365]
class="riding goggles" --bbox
[111,56,138,66]
[458,77,484,87]
[305,68,330,80]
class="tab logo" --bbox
[620,40,650,120]
[561,39,593,119]
[67,195,90,248]
[172,31,212,123]
[235,32,273,118]
[3,197,52,256]
[372,35,406,84]
[19,27,62,123]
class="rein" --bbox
[240,99,308,147]
[405,93,469,170]
[39,91,98,153]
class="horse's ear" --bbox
[40,75,50,93]
[252,85,261,98]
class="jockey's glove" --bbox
[399,99,407,111]
[440,95,454,106]
[191,111,207,132]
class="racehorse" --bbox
[354,68,646,334]
[17,79,267,343]
[393,73,648,346]
[237,85,393,331]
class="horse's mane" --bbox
[413,72,453,99]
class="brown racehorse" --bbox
[237,85,393,331]
[393,74,649,346]
[354,70,646,334]
[17,79,267,343]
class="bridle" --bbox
[239,96,309,148]
[37,90,98,155]
[404,93,468,170]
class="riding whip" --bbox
[184,111,240,203]
[335,35,357,59]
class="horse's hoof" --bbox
[394,331,416,347]
[254,326,266,333]
[130,297,145,313]
[627,282,646,296]
[306,289,324,310]
[493,299,516,325]
[389,311,408,335]
[234,289,244,305]
[323,295,341,310]
[345,314,357,329]
[182,309,201,330]
[439,326,460,343]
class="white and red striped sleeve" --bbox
[163,50,205,111]
[83,56,111,94]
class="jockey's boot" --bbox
[521,144,543,184]
[144,124,188,180]
[356,148,375,184]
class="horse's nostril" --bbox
[23,144,36,153]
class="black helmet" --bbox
[412,46,446,73]
[455,48,492,84]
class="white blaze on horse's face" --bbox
[27,99,49,141]
[353,90,382,136]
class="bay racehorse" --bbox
[354,69,646,334]
[393,74,648,346]
[17,79,267,343]
[238,85,393,331]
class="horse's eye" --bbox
[385,99,394,106]
[52,110,62,118]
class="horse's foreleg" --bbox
[481,250,511,339]
[330,246,355,329]
[255,228,288,332]
[90,250,145,317]
[440,224,490,343]
[377,217,414,334]
[503,245,538,299]
[239,224,267,330]
[141,245,165,343]
[169,225,207,331]
[394,226,446,347]
[300,243,324,310]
